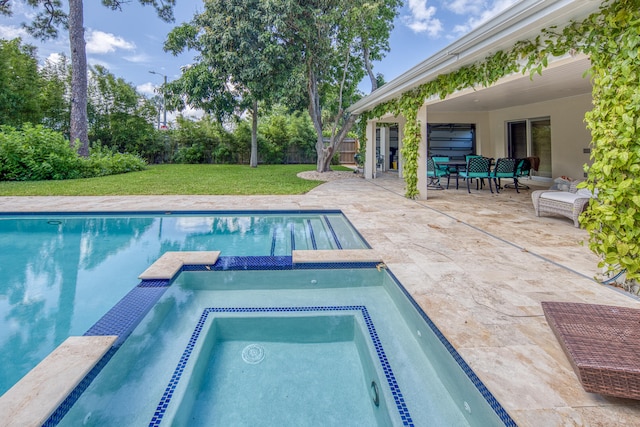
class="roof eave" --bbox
[348,0,601,115]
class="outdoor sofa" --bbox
[531,179,595,227]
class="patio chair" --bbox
[353,153,363,174]
[431,156,452,173]
[427,158,450,189]
[531,179,593,227]
[490,158,518,193]
[459,156,493,193]
[504,158,532,191]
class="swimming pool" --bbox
[49,265,515,426]
[0,211,369,396]
[1,211,516,426]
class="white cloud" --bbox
[0,24,28,39]
[87,57,112,70]
[44,52,64,65]
[445,0,484,15]
[176,105,204,121]
[137,82,158,97]
[402,0,443,37]
[451,0,519,36]
[86,29,135,54]
[123,53,152,63]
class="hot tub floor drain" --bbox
[242,344,265,364]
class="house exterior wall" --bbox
[488,93,592,180]
[424,93,592,180]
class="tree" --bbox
[87,65,157,156]
[0,38,43,127]
[164,0,399,171]
[267,0,400,172]
[164,0,293,168]
[0,0,176,156]
[40,53,71,135]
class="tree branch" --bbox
[0,0,11,15]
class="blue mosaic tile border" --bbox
[0,209,346,218]
[44,280,170,427]
[84,285,169,347]
[270,228,277,256]
[182,256,293,271]
[323,215,343,249]
[138,279,171,288]
[42,347,118,427]
[307,219,318,250]
[382,269,518,427]
[180,259,381,273]
[150,306,414,427]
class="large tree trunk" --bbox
[363,45,377,92]
[250,99,258,168]
[308,46,360,172]
[68,0,89,157]
[307,69,326,172]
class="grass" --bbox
[0,164,352,196]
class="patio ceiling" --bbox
[425,56,593,112]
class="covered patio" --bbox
[350,0,598,200]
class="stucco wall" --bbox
[488,93,592,180]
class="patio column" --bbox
[397,116,405,179]
[417,105,428,200]
[379,126,388,172]
[364,119,376,179]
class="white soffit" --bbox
[426,55,592,112]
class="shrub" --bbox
[0,124,83,180]
[171,116,233,164]
[82,144,146,177]
[0,124,146,181]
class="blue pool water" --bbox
[0,211,368,396]
[54,267,515,426]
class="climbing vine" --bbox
[358,0,640,281]
[574,0,640,281]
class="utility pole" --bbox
[149,71,167,129]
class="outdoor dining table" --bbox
[436,160,467,189]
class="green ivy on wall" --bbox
[360,0,640,281]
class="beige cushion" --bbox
[540,191,587,203]
[575,188,596,197]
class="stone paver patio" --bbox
[1,172,639,426]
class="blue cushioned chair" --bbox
[459,156,493,193]
[490,158,518,193]
[427,158,450,189]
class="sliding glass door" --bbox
[507,117,551,178]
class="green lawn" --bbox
[0,164,350,196]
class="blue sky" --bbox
[1,1,518,100]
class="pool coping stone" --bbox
[0,335,117,427]
[292,249,382,264]
[139,251,221,280]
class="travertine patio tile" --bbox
[1,173,639,425]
